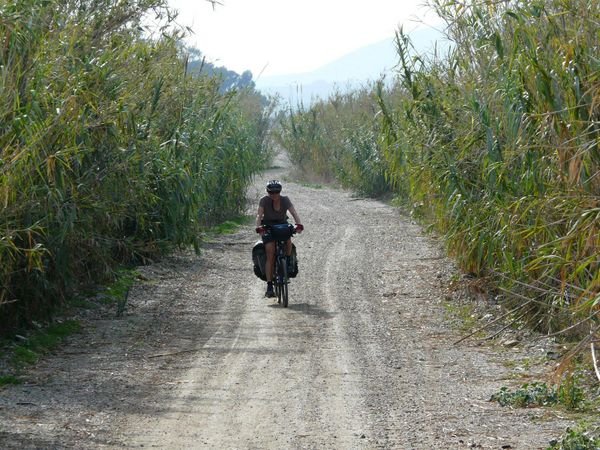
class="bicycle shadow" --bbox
[267,302,336,319]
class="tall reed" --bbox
[277,0,599,336]
[276,86,390,195]
[0,0,270,334]
[386,0,600,333]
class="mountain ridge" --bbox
[256,26,447,105]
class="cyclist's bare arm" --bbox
[256,206,265,228]
[288,206,303,232]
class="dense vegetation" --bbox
[277,0,599,343]
[0,0,271,335]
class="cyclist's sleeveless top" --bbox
[259,195,293,225]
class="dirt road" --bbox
[1,162,573,449]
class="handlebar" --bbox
[256,224,303,235]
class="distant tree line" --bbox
[185,48,257,93]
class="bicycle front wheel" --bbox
[275,277,282,304]
[280,259,289,308]
[275,257,283,304]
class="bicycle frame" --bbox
[263,223,296,307]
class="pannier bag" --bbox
[252,240,267,281]
[252,241,298,280]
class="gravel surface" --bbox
[0,160,575,449]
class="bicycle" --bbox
[261,223,298,307]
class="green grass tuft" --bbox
[0,375,22,387]
[11,320,81,368]
[105,269,138,317]
[208,215,254,235]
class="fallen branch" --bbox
[591,325,600,383]
[484,306,533,341]
[591,340,600,383]
[553,333,596,382]
[541,311,598,339]
[453,300,532,345]
[0,299,20,306]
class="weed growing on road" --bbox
[491,376,585,410]
[103,269,139,317]
[207,215,254,235]
[548,425,600,450]
[1,320,81,386]
[443,301,479,334]
[0,374,22,387]
[492,382,558,408]
[10,320,81,369]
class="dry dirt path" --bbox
[1,162,573,449]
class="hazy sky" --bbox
[166,0,438,78]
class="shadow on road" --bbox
[267,302,336,319]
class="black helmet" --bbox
[266,180,282,193]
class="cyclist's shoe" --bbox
[265,283,275,298]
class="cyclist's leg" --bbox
[264,241,276,282]
[264,241,276,297]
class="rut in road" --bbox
[0,168,573,449]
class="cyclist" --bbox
[255,180,303,297]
